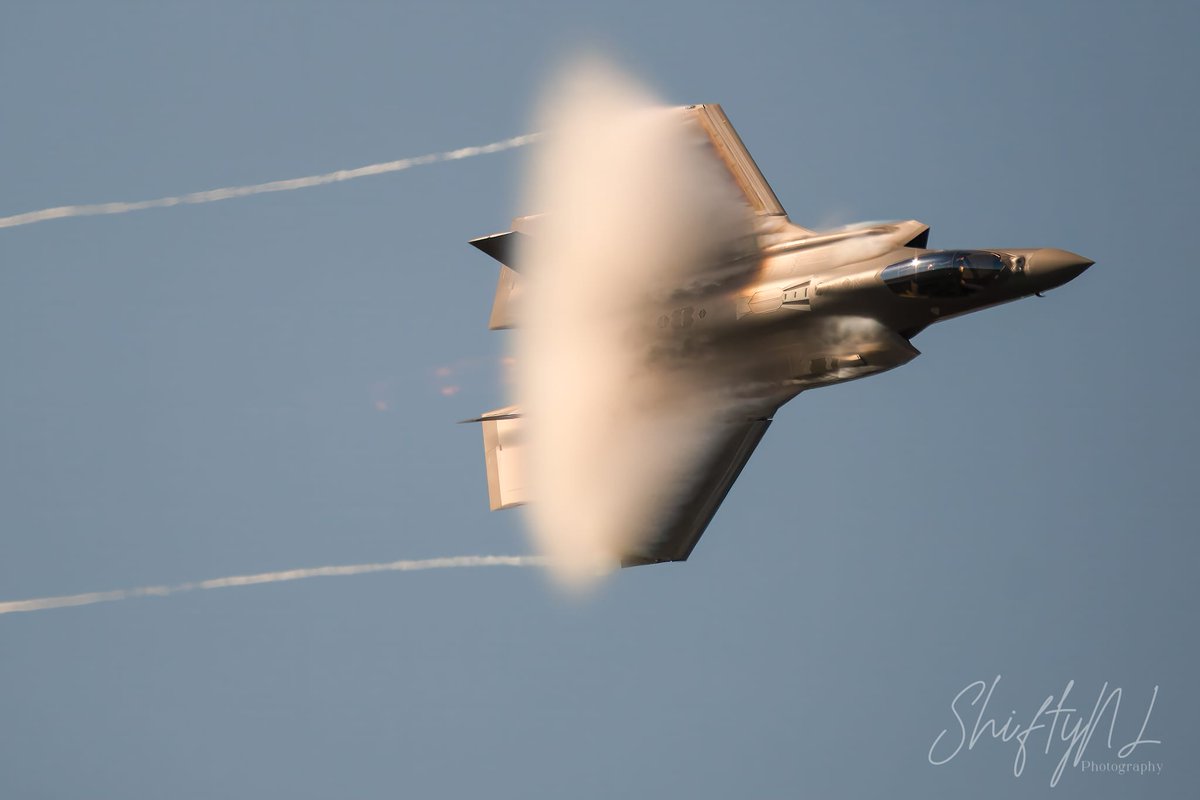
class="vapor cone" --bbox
[516,58,755,587]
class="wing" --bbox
[471,405,776,566]
[683,104,789,218]
[469,106,809,331]
[621,413,774,567]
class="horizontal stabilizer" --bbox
[477,405,526,511]
[469,230,528,269]
[469,230,527,330]
[460,410,522,423]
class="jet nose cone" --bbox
[1028,248,1093,288]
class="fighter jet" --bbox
[467,104,1091,567]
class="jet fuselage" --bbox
[653,218,1092,404]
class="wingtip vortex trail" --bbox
[0,133,541,230]
[0,554,548,616]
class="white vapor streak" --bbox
[0,555,546,615]
[0,133,540,230]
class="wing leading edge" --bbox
[622,414,774,566]
[684,104,787,218]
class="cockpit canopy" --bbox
[881,250,1008,298]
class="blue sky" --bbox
[1,2,1197,797]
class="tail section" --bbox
[472,406,526,511]
[486,263,521,330]
[469,218,540,330]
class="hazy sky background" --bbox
[2,2,1197,797]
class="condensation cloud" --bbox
[515,58,756,587]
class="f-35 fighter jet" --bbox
[468,104,1091,567]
